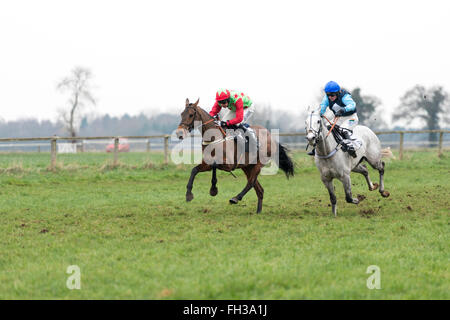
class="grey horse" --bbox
[305,108,390,216]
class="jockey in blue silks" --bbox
[308,81,360,158]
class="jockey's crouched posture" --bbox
[209,88,258,149]
[308,81,360,158]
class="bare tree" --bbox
[57,67,96,138]
[393,85,450,144]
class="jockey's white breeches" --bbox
[220,104,255,125]
[337,113,358,131]
[337,113,362,149]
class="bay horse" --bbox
[176,98,294,213]
[305,108,390,216]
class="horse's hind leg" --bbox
[209,165,218,196]
[230,166,261,212]
[322,177,337,217]
[254,180,264,213]
[366,155,389,198]
[230,166,254,204]
[375,161,390,198]
[352,163,378,191]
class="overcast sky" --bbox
[1,0,449,125]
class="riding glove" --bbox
[335,107,345,116]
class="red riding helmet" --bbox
[216,89,230,101]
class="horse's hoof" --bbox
[186,193,194,202]
[229,197,239,204]
[370,183,379,191]
[381,191,390,198]
[209,187,218,197]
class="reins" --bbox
[308,113,342,159]
[326,116,339,137]
[202,118,226,136]
[180,105,226,137]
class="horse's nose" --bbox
[176,127,186,140]
[306,133,315,143]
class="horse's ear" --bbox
[185,98,190,106]
[307,105,311,112]
[193,98,199,107]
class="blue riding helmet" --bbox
[324,81,340,93]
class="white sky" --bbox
[1,0,449,125]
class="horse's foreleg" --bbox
[322,177,337,216]
[352,163,378,191]
[186,164,211,202]
[209,165,218,196]
[341,174,360,205]
[377,161,390,198]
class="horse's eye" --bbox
[189,114,193,118]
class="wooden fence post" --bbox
[50,138,57,170]
[438,132,444,157]
[164,135,169,164]
[146,139,151,153]
[399,132,404,160]
[113,137,119,166]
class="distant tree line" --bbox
[0,113,180,138]
[79,113,180,136]
[1,67,449,144]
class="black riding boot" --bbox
[341,130,357,158]
[307,148,315,156]
[240,124,259,151]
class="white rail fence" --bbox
[0,130,448,169]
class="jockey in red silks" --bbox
[209,88,258,147]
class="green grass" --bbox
[0,150,448,299]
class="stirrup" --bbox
[347,145,357,158]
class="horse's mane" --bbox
[189,103,213,120]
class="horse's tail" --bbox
[276,143,295,178]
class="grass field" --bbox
[0,150,448,299]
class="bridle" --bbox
[178,105,198,132]
[307,113,338,142]
[307,112,323,146]
[307,112,343,159]
[178,104,226,136]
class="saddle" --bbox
[327,124,358,157]
[211,120,259,153]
